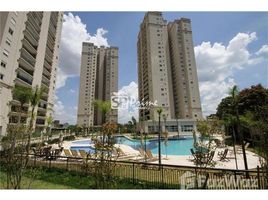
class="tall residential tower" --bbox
[0,12,63,136]
[137,12,202,123]
[77,42,118,127]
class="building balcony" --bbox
[38,101,47,109]
[25,20,40,40]
[42,76,50,87]
[45,53,53,66]
[45,47,54,61]
[10,99,29,107]
[42,73,51,81]
[16,72,32,85]
[32,12,43,24]
[37,110,47,117]
[48,23,57,36]
[47,32,55,45]
[42,67,51,78]
[18,57,34,73]
[41,83,49,94]
[46,37,55,51]
[27,13,41,33]
[50,12,58,26]
[15,76,32,88]
[16,67,33,81]
[21,47,36,66]
[23,29,38,49]
[9,111,28,117]
[44,59,52,71]
[36,118,46,125]
[38,106,47,112]
[22,38,37,56]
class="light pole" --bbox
[157,108,163,168]
[176,113,180,138]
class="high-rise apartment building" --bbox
[168,18,202,119]
[138,12,174,121]
[77,42,118,127]
[137,12,202,122]
[0,12,63,136]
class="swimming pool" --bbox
[70,136,195,156]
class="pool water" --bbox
[70,136,195,156]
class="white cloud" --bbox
[53,95,77,124]
[56,12,109,89]
[256,44,268,55]
[195,32,266,117]
[117,81,139,124]
[70,89,75,93]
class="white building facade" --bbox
[0,12,63,136]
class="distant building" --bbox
[53,120,60,128]
[137,12,202,121]
[77,42,118,126]
[0,12,63,136]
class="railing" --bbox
[26,154,267,189]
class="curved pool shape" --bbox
[70,136,195,156]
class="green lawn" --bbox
[0,167,146,189]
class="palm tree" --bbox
[223,114,238,170]
[93,100,111,123]
[93,100,112,159]
[11,85,32,151]
[229,85,248,171]
[156,108,163,167]
[25,86,44,161]
[131,116,137,134]
[12,85,32,124]
[46,115,53,138]
[163,114,167,132]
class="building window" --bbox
[5,38,11,46]
[181,125,193,132]
[0,73,4,80]
[166,125,178,132]
[1,61,6,68]
[8,28,14,35]
[10,18,16,25]
[3,49,9,57]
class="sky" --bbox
[54,12,268,125]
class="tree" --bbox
[88,122,118,188]
[131,116,137,133]
[92,100,112,160]
[93,100,111,123]
[162,131,168,159]
[238,84,268,119]
[229,85,249,171]
[2,85,32,188]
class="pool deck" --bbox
[61,138,263,170]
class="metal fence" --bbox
[27,154,267,189]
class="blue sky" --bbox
[55,12,268,124]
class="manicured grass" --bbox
[0,167,146,189]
